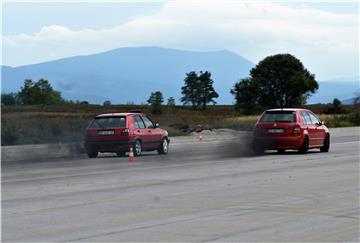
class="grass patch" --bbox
[1,104,359,146]
[319,112,360,128]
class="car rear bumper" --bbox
[85,140,134,152]
[253,136,303,150]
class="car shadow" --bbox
[264,150,323,155]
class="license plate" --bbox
[268,128,284,133]
[98,130,114,135]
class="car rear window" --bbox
[90,116,126,128]
[260,111,296,122]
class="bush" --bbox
[346,111,360,126]
[1,123,18,145]
[320,111,360,127]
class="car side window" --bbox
[134,116,145,129]
[308,112,320,125]
[142,116,154,128]
[301,112,312,125]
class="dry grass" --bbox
[2,104,359,145]
[1,105,239,145]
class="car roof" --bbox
[266,108,308,112]
[95,113,143,118]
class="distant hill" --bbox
[1,47,359,105]
[341,96,359,105]
[1,47,254,104]
[307,77,359,104]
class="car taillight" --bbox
[293,126,301,135]
[121,128,130,135]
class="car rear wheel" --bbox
[252,143,264,155]
[134,140,142,157]
[320,134,330,152]
[157,138,169,155]
[87,150,98,158]
[298,136,309,154]
[277,149,285,154]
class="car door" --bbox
[301,112,317,147]
[308,112,326,147]
[141,115,162,148]
[133,115,150,148]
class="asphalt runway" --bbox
[2,128,359,242]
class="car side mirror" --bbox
[321,121,325,125]
[155,123,159,128]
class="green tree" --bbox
[181,71,219,110]
[167,97,175,106]
[18,79,64,105]
[198,71,219,110]
[231,54,318,113]
[230,78,260,114]
[1,93,20,106]
[103,100,111,106]
[326,98,345,114]
[147,91,164,114]
[181,71,199,109]
[332,98,341,107]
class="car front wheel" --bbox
[320,135,330,152]
[157,138,169,155]
[134,140,142,156]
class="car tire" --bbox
[320,134,330,152]
[298,136,309,154]
[133,140,142,157]
[277,149,285,154]
[157,138,169,155]
[87,150,98,158]
[252,143,264,155]
[116,152,126,157]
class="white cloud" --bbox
[2,1,359,79]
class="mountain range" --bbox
[1,46,359,105]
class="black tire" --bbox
[116,152,126,157]
[133,140,142,157]
[277,149,285,154]
[298,136,309,154]
[320,134,330,152]
[87,150,98,158]
[252,143,264,155]
[157,138,169,155]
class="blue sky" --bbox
[2,1,359,80]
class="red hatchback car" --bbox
[253,108,330,154]
[84,111,169,158]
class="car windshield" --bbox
[260,111,296,122]
[89,116,126,128]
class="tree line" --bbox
[2,79,64,106]
[3,53,357,114]
[148,54,319,114]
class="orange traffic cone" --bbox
[128,146,135,162]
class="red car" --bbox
[253,108,330,154]
[84,111,169,158]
